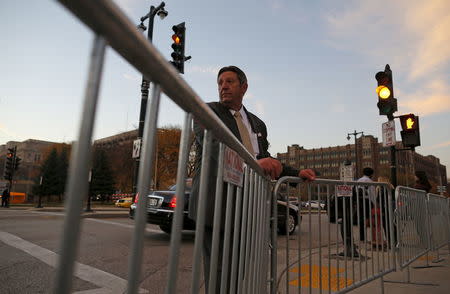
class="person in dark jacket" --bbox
[1,188,10,208]
[413,170,432,192]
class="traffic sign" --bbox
[382,120,396,147]
[132,139,141,158]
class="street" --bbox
[0,208,337,294]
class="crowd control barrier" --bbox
[272,177,396,294]
[394,186,430,269]
[426,193,450,259]
[53,1,272,293]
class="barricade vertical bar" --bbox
[327,185,331,294]
[388,187,395,270]
[128,84,162,294]
[355,184,363,281]
[191,130,213,294]
[298,182,302,294]
[230,185,243,294]
[209,144,226,294]
[317,184,323,294]
[308,184,312,294]
[239,168,251,294]
[255,175,263,293]
[54,35,106,294]
[285,183,290,294]
[252,175,261,293]
[270,174,277,294]
[243,170,255,293]
[335,193,340,292]
[342,187,348,285]
[349,185,355,282]
[220,183,235,294]
[165,113,192,294]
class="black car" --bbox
[130,180,300,235]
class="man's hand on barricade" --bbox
[257,157,282,180]
[299,169,316,182]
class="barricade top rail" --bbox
[57,0,263,175]
[274,176,392,192]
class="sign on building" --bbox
[382,120,396,147]
[132,139,141,159]
[223,146,244,187]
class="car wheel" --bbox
[159,224,172,234]
[278,212,297,235]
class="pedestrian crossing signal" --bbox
[399,114,420,148]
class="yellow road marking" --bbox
[289,264,353,291]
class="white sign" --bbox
[340,165,354,181]
[437,186,446,193]
[132,139,141,158]
[382,120,396,147]
[223,146,244,187]
[336,185,353,197]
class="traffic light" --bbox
[399,113,420,148]
[4,148,15,180]
[14,156,21,171]
[170,22,191,74]
[375,64,397,117]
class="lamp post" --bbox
[347,130,364,179]
[133,2,168,193]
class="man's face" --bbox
[218,71,247,111]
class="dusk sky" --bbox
[1,0,449,172]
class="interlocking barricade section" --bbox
[54,1,272,294]
[426,193,450,251]
[395,186,430,269]
[272,177,396,294]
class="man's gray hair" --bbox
[217,65,247,85]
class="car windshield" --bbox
[168,179,192,191]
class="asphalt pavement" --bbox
[1,205,448,293]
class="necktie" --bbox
[233,111,255,156]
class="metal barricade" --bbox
[394,186,430,269]
[426,193,450,253]
[54,0,272,293]
[272,177,396,294]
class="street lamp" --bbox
[133,2,168,194]
[347,130,364,179]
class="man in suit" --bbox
[188,65,315,292]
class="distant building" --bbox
[277,135,447,193]
[0,139,57,195]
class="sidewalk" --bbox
[2,204,130,219]
[276,243,450,294]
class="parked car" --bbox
[304,200,326,209]
[130,179,301,235]
[115,197,133,208]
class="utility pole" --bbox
[347,130,364,179]
[133,2,168,194]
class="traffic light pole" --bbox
[388,114,397,187]
[133,2,166,194]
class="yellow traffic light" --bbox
[376,86,391,99]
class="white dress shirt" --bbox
[229,107,259,158]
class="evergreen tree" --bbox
[39,148,60,196]
[90,149,115,201]
[56,146,69,196]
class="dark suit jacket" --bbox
[188,101,299,228]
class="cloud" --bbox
[331,104,346,113]
[252,101,265,116]
[186,65,221,75]
[122,73,140,82]
[429,140,450,149]
[400,78,450,116]
[323,0,450,115]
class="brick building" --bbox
[277,135,447,194]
